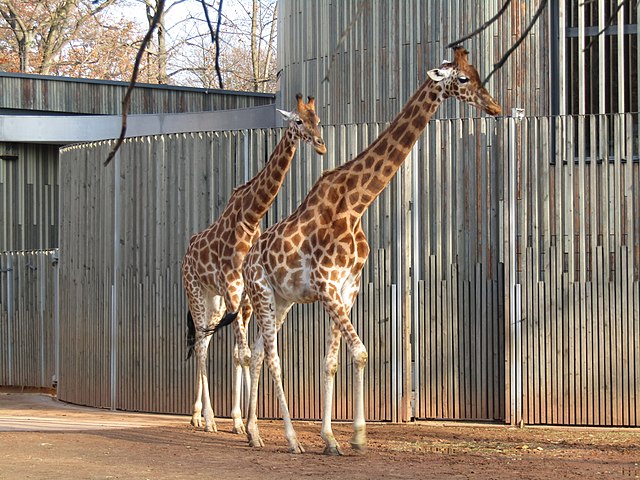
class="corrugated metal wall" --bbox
[58,130,404,420]
[0,143,59,251]
[278,0,550,124]
[0,249,58,389]
[0,72,274,115]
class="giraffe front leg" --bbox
[262,325,303,452]
[191,363,204,428]
[322,286,368,453]
[267,350,304,454]
[321,322,343,455]
[349,340,368,452]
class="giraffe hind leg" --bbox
[191,333,217,431]
[231,300,253,434]
[231,343,246,434]
[190,296,224,432]
[320,321,343,455]
[246,333,265,448]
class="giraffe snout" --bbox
[313,137,327,155]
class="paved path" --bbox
[0,391,186,432]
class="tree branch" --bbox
[322,0,369,83]
[104,0,165,166]
[200,0,224,89]
[261,2,277,89]
[446,0,513,49]
[481,0,549,86]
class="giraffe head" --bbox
[276,94,327,155]
[427,46,502,116]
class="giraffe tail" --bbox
[186,309,196,360]
[210,310,238,333]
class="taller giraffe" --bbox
[181,95,326,434]
[239,47,501,453]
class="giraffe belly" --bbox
[269,258,317,304]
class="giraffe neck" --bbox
[243,128,298,224]
[340,79,444,216]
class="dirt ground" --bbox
[1,391,639,480]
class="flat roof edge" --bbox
[0,71,276,98]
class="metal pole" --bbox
[243,129,250,183]
[6,254,13,386]
[52,249,59,388]
[509,107,524,425]
[39,253,46,387]
[110,148,122,411]
[410,142,420,420]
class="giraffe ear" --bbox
[427,68,450,82]
[453,45,469,66]
[276,108,294,120]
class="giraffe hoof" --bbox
[289,443,305,454]
[232,424,246,435]
[248,434,264,448]
[350,440,367,454]
[323,444,344,456]
[204,423,218,433]
[190,415,203,428]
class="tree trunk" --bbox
[261,2,277,92]
[18,34,30,71]
[157,8,168,84]
[250,0,260,92]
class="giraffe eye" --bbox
[295,119,303,125]
[458,76,470,84]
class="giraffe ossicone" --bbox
[237,46,501,454]
[181,93,325,435]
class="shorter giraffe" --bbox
[182,94,326,434]
[240,47,501,454]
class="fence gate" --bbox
[512,114,640,426]
[0,250,59,389]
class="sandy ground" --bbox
[1,391,639,479]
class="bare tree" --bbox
[0,0,120,74]
[166,0,277,91]
[199,0,224,88]
[248,0,276,92]
[46,19,148,81]
[246,0,276,92]
[140,0,177,84]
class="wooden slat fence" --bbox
[0,143,60,251]
[0,249,58,389]
[48,113,640,426]
[514,114,640,425]
[412,117,506,421]
[58,129,404,420]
